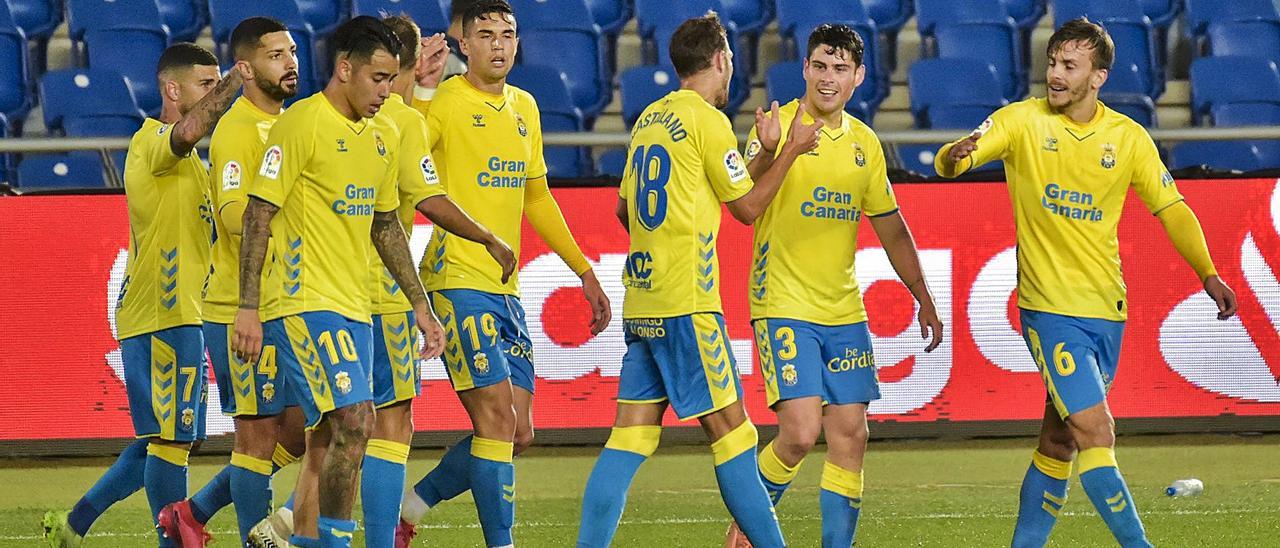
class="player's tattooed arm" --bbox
[232,197,279,362]
[371,210,429,308]
[169,64,248,157]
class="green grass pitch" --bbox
[3,434,1277,546]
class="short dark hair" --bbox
[806,23,864,67]
[669,12,728,78]
[382,14,421,71]
[461,0,515,35]
[157,42,218,78]
[1047,17,1115,70]
[330,15,403,65]
[451,0,479,22]
[229,17,289,61]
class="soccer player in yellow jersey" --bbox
[719,24,944,548]
[231,17,445,548]
[935,19,1238,548]
[578,13,822,548]
[154,18,309,548]
[395,3,611,547]
[42,44,246,548]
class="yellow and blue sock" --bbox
[188,465,232,524]
[577,426,661,548]
[1078,447,1152,548]
[819,461,863,547]
[144,443,190,548]
[405,434,473,523]
[757,441,802,506]
[362,439,411,548]
[469,437,515,547]
[229,452,274,542]
[68,439,146,536]
[317,515,356,548]
[1012,450,1072,547]
[711,421,785,548]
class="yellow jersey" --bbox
[205,97,283,324]
[745,100,899,324]
[248,92,400,324]
[371,94,446,315]
[115,118,214,340]
[937,98,1182,320]
[418,76,547,296]
[621,89,753,319]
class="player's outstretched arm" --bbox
[727,103,823,225]
[525,177,612,335]
[232,197,280,362]
[869,212,944,352]
[416,195,516,283]
[371,210,446,359]
[170,63,247,158]
[934,132,982,179]
[1156,201,1238,319]
[411,33,450,116]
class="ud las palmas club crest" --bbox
[781,363,798,386]
[1101,143,1117,169]
[516,114,528,137]
[853,142,866,167]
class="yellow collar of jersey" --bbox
[235,95,281,121]
[1056,100,1107,130]
[458,74,508,103]
[318,92,370,133]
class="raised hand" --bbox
[753,100,782,154]
[947,132,982,164]
[782,102,823,156]
[416,33,450,90]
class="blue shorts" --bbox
[1020,308,1125,419]
[430,289,535,394]
[121,325,207,442]
[753,319,881,407]
[618,313,743,421]
[204,322,293,417]
[266,312,374,429]
[371,311,421,408]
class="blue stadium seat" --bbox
[636,0,750,111]
[1000,0,1045,29]
[597,148,628,177]
[777,0,870,38]
[1101,93,1157,126]
[352,0,451,34]
[1185,0,1280,39]
[68,0,172,115]
[765,60,872,122]
[18,154,109,189]
[1212,102,1280,127]
[1054,0,1161,97]
[505,63,590,178]
[1189,56,1280,124]
[585,0,633,35]
[1139,0,1181,29]
[541,111,592,178]
[40,69,146,133]
[208,0,320,97]
[721,0,772,35]
[0,112,9,181]
[865,0,913,34]
[7,0,60,41]
[297,0,344,36]
[510,0,611,120]
[619,65,678,127]
[159,0,206,42]
[0,2,30,124]
[917,0,1025,100]
[1206,21,1280,60]
[907,58,1006,128]
[1170,141,1266,171]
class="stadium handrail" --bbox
[2,126,1279,152]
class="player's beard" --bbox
[258,71,300,102]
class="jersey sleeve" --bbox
[397,114,447,208]
[1129,128,1184,215]
[210,131,258,234]
[249,114,310,208]
[137,123,186,176]
[936,104,1018,177]
[376,127,401,214]
[524,96,549,181]
[424,94,446,153]
[701,111,753,203]
[861,138,899,217]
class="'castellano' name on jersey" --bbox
[116,118,214,340]
[940,98,1181,321]
[418,76,546,296]
[248,92,400,323]
[371,94,446,315]
[621,89,753,319]
[205,97,283,324]
[746,100,899,325]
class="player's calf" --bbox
[702,405,785,548]
[365,401,414,548]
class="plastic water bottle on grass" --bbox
[1166,479,1204,497]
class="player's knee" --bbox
[776,423,821,458]
[1039,430,1077,461]
[329,404,375,448]
[477,403,517,434]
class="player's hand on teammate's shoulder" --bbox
[947,131,982,163]
[753,100,783,154]
[918,300,944,353]
[232,308,264,363]
[415,305,447,360]
[416,33,450,90]
[580,270,612,336]
[1203,275,1238,320]
[484,236,517,284]
[782,102,823,155]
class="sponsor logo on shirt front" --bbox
[1041,182,1103,222]
[801,186,861,222]
[623,251,654,288]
